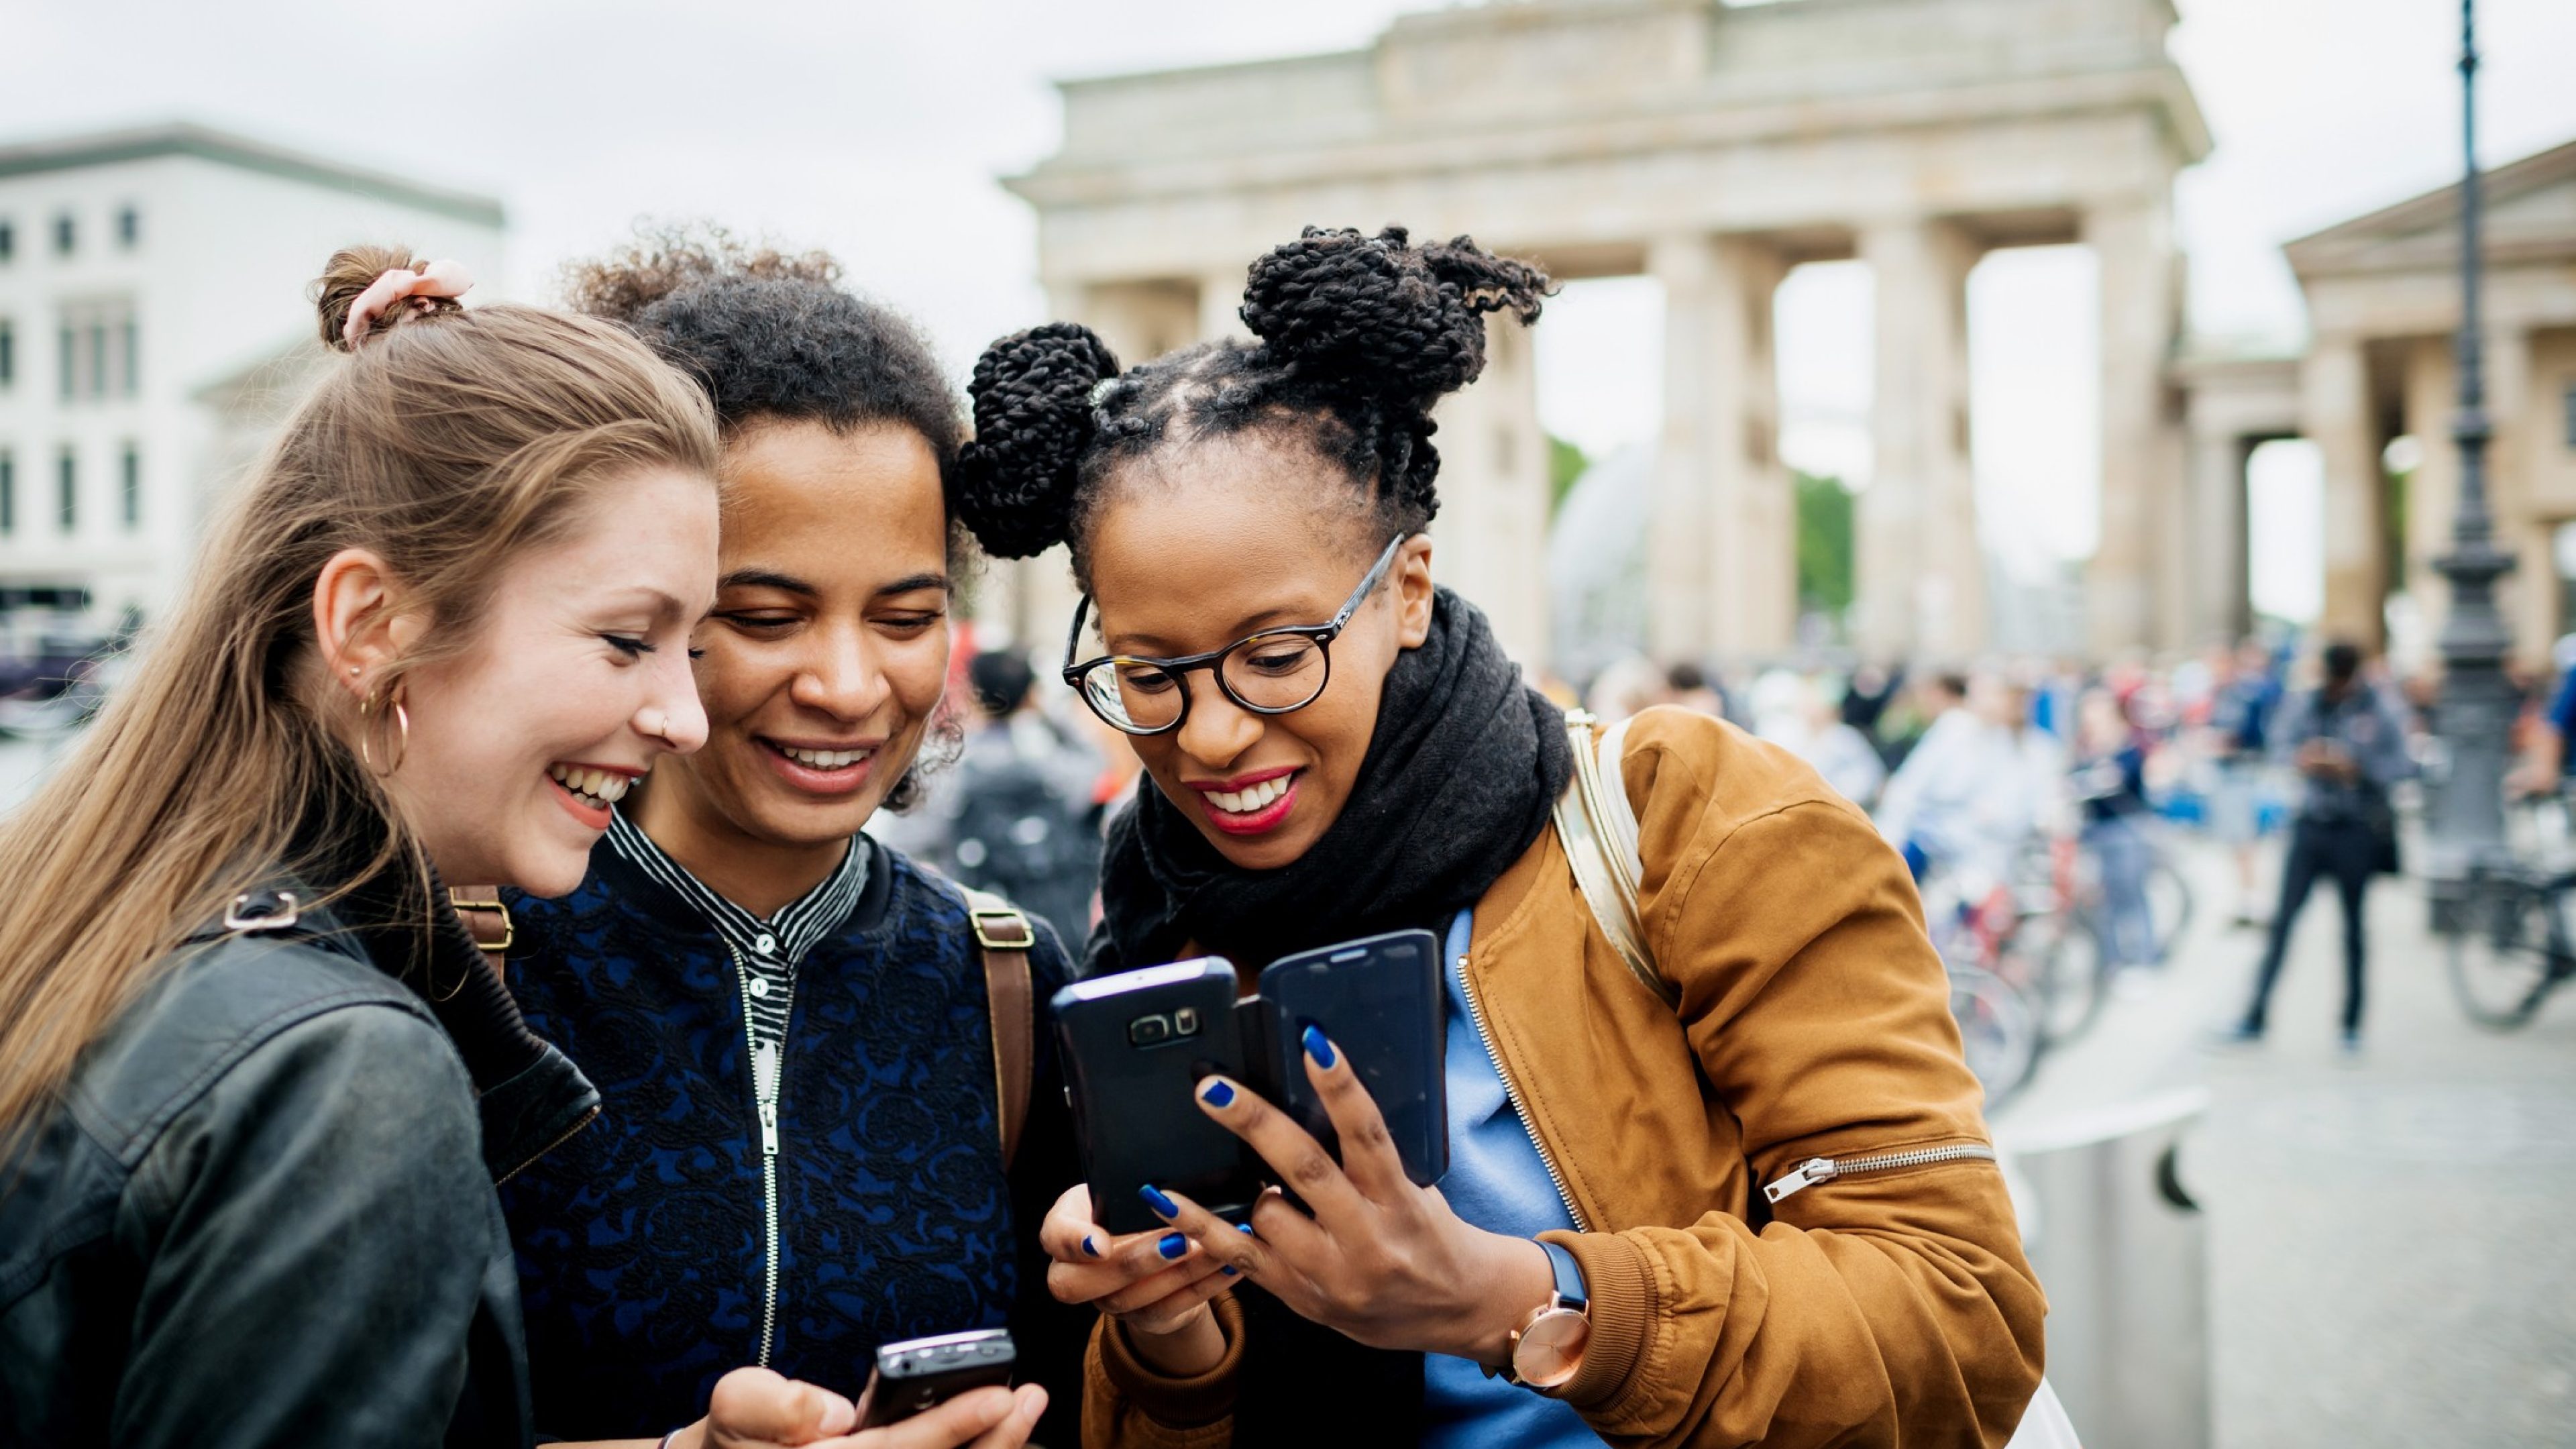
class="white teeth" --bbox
[597,774,631,803]
[782,745,870,769]
[548,763,630,808]
[1210,775,1293,814]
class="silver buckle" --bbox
[223,890,301,933]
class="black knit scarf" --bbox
[1089,586,1571,978]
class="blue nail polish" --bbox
[1158,1232,1187,1260]
[1221,1266,1239,1277]
[1199,1078,1236,1108]
[1302,1024,1336,1069]
[1237,1222,1254,1235]
[1139,1183,1180,1219]
[1082,1234,1099,1258]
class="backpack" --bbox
[951,741,1099,950]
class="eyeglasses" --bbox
[1061,533,1407,737]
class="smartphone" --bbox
[855,1328,1016,1428]
[1257,928,1448,1187]
[1053,957,1261,1235]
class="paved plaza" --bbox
[1997,837,2576,1447]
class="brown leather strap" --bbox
[448,886,513,975]
[961,888,1036,1170]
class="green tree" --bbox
[1548,433,1590,515]
[1796,471,1855,616]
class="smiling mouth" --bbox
[547,763,635,811]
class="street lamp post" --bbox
[2428,0,2516,923]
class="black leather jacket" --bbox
[0,871,598,1449]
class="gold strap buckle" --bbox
[449,889,517,953]
[969,905,1034,951]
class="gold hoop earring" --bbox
[358,688,410,775]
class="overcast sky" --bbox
[8,0,2575,615]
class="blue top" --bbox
[1420,910,1600,1449]
[495,828,1087,1442]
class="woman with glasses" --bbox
[955,228,2045,1448]
[486,233,1077,1449]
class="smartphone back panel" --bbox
[1052,958,1258,1234]
[1258,928,1448,1187]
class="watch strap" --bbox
[1538,1238,1588,1313]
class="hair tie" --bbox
[344,260,474,350]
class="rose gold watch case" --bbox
[1509,1304,1591,1391]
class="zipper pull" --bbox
[1764,1156,1838,1204]
[758,1100,780,1157]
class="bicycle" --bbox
[2445,858,2576,1030]
[1920,867,2046,1105]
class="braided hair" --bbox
[954,227,1551,582]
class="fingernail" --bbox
[1158,1232,1187,1259]
[1082,1234,1100,1258]
[1140,1183,1179,1219]
[1221,1265,1239,1277]
[1302,1024,1336,1069]
[1237,1222,1254,1235]
[1199,1078,1236,1108]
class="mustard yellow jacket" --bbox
[1086,707,2045,1448]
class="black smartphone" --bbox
[1053,957,1261,1235]
[855,1328,1016,1428]
[1257,928,1448,1187]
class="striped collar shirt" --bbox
[604,809,871,1053]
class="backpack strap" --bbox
[1553,710,1677,1008]
[961,887,1036,1171]
[448,886,513,974]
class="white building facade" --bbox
[0,123,503,643]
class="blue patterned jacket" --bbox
[497,835,1087,1443]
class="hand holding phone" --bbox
[1257,929,1446,1187]
[854,1330,1018,1430]
[693,1362,1042,1448]
[1053,958,1263,1234]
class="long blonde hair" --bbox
[0,246,719,1152]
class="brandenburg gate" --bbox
[1000,0,2208,669]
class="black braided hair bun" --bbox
[1240,226,1550,403]
[955,323,1121,559]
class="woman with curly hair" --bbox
[957,227,2045,1448]
[491,232,1081,1449]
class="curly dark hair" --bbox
[952,226,1551,583]
[563,224,967,810]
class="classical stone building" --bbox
[2182,137,2576,672]
[998,0,2206,672]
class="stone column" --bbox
[2304,334,2384,647]
[1430,315,1552,669]
[2185,429,2253,647]
[1859,219,1981,660]
[2485,327,2547,671]
[1646,233,1792,665]
[2087,202,2187,656]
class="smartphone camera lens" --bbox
[1173,1007,1200,1036]
[1128,1014,1171,1046]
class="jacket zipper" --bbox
[1454,943,1589,1232]
[729,945,795,1368]
[492,1103,602,1189]
[1763,1142,1998,1204]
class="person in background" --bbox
[2072,687,2159,967]
[2225,640,2415,1052]
[0,247,745,1448]
[2505,632,2576,803]
[2208,637,2284,926]
[492,232,1070,1449]
[1662,659,1727,718]
[946,649,1106,946]
[1752,669,1887,807]
[1873,670,1979,878]
[1582,652,1668,722]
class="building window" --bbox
[0,451,12,535]
[52,213,74,256]
[53,300,137,402]
[56,447,74,533]
[119,444,140,530]
[116,206,139,248]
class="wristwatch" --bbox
[1497,1239,1591,1392]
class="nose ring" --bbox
[639,708,669,741]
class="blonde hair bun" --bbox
[315,244,464,354]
